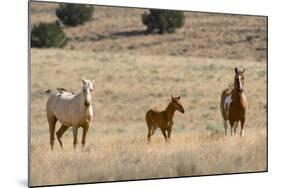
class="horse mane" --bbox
[45,88,75,95]
[57,87,75,94]
[165,100,175,112]
[151,100,174,113]
[164,101,177,122]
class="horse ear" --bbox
[235,67,238,74]
[171,95,174,100]
[81,77,86,84]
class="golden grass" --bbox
[30,49,267,186]
[31,126,266,186]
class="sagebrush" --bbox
[142,9,185,34]
[56,4,94,26]
[31,21,67,48]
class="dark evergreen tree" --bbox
[56,4,94,26]
[142,9,185,34]
[31,21,67,48]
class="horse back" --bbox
[145,108,164,126]
[46,93,79,124]
[47,93,75,109]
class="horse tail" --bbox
[46,96,58,150]
[220,90,229,121]
[44,89,57,97]
[146,110,154,142]
[145,110,153,129]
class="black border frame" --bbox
[28,0,268,187]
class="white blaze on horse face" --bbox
[82,79,93,105]
[86,87,92,103]
[238,75,243,90]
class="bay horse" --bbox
[145,96,185,143]
[46,78,94,150]
[220,68,248,136]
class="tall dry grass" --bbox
[30,49,267,186]
[31,126,266,186]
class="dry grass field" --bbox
[30,2,267,187]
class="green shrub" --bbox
[31,21,67,48]
[56,4,94,26]
[206,122,223,134]
[142,9,185,34]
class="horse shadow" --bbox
[110,29,146,38]
[70,29,146,43]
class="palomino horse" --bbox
[46,78,94,150]
[220,68,248,136]
[145,96,185,142]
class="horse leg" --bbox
[72,127,78,149]
[146,115,153,143]
[147,125,157,143]
[145,123,152,143]
[147,126,152,143]
[161,128,168,142]
[56,124,69,148]
[229,120,234,136]
[233,121,239,135]
[47,115,57,150]
[240,118,245,136]
[81,126,89,149]
[167,127,172,142]
[223,120,228,135]
[151,126,156,136]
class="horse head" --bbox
[81,78,95,107]
[234,67,245,94]
[171,95,185,113]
